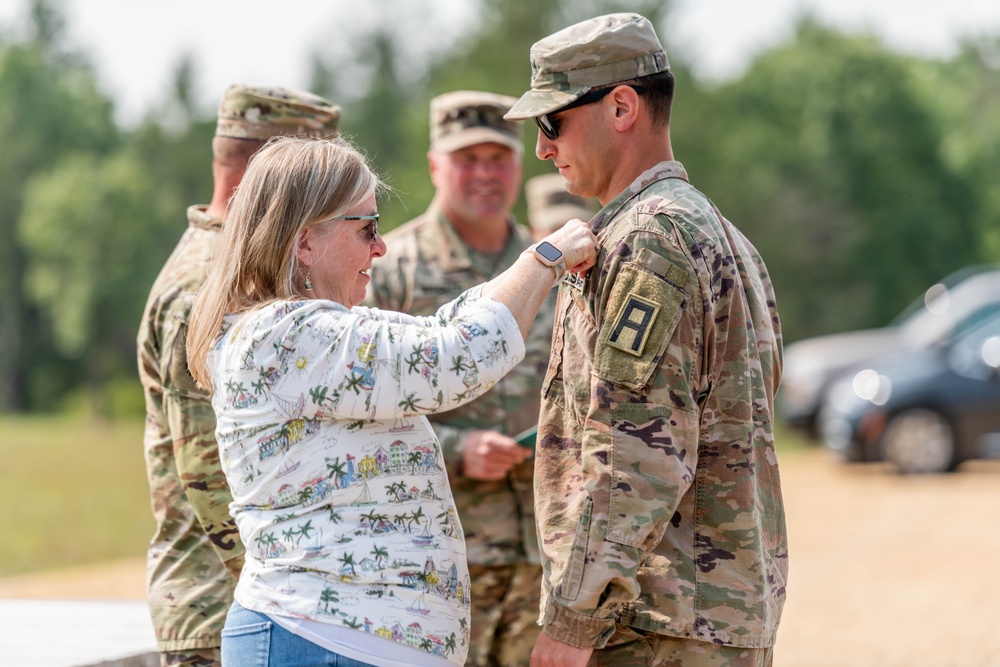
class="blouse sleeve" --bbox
[240,285,525,422]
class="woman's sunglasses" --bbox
[336,214,380,243]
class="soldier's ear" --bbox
[609,86,641,133]
[427,151,444,188]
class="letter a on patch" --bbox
[608,293,660,357]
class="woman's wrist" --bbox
[521,241,568,285]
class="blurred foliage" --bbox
[18,151,179,413]
[1,0,999,413]
[910,36,1000,257]
[677,20,981,339]
[0,0,119,411]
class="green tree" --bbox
[18,151,175,414]
[678,20,979,340]
[0,0,118,410]
[910,37,1000,258]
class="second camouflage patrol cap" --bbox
[216,83,341,140]
[505,13,670,120]
[430,90,523,153]
[526,173,597,234]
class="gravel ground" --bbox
[2,447,998,666]
[775,448,1000,667]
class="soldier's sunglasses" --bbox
[335,214,380,243]
[535,85,646,141]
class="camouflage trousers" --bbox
[591,626,773,667]
[467,562,544,667]
[160,647,220,667]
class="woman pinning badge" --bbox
[186,135,596,667]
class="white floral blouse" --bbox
[208,286,525,665]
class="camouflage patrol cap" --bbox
[505,13,670,120]
[526,173,597,234]
[216,83,341,140]
[430,90,523,153]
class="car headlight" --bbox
[824,369,892,414]
[851,369,893,406]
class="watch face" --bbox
[536,241,563,263]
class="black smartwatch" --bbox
[531,241,567,283]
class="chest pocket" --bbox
[595,255,689,393]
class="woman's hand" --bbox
[482,220,600,341]
[541,219,599,276]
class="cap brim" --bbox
[504,88,585,120]
[432,127,523,153]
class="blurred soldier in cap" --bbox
[505,13,788,667]
[367,90,550,667]
[137,83,340,667]
[525,172,597,241]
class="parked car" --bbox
[779,266,1000,436]
[818,310,1000,473]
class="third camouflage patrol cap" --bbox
[216,83,341,140]
[505,13,670,120]
[526,173,596,234]
[430,90,523,153]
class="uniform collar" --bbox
[187,204,223,231]
[591,160,688,235]
[428,201,526,274]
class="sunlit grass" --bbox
[0,415,152,576]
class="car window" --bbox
[948,312,1000,380]
[949,304,1000,341]
[890,265,1000,327]
[899,272,1000,348]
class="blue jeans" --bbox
[221,602,376,667]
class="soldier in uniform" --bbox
[366,91,551,667]
[525,172,597,241]
[137,83,341,667]
[504,14,788,667]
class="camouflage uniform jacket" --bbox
[536,162,787,649]
[137,205,244,652]
[366,203,554,566]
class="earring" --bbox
[304,270,313,291]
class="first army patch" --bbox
[596,259,688,392]
[607,293,660,357]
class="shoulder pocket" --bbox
[595,256,689,392]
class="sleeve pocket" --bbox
[555,494,593,602]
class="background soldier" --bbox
[137,83,341,667]
[524,172,597,241]
[504,14,788,667]
[367,90,549,667]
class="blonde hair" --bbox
[187,136,380,389]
